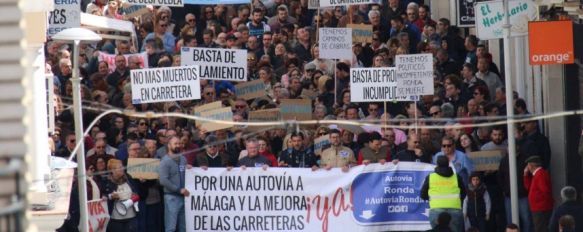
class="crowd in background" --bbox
[48,0,583,231]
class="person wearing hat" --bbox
[196,135,231,168]
[421,155,466,232]
[548,186,583,232]
[523,155,553,232]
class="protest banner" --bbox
[348,24,373,43]
[185,162,433,232]
[88,199,109,232]
[350,67,404,102]
[313,135,331,156]
[235,79,266,100]
[97,51,149,73]
[395,54,434,100]
[181,47,247,81]
[199,107,233,132]
[48,0,81,36]
[127,158,160,179]
[194,101,222,127]
[318,28,353,60]
[469,150,503,172]
[184,0,249,4]
[475,0,538,39]
[130,66,201,104]
[126,0,184,7]
[319,0,374,7]
[280,99,312,121]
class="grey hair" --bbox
[561,186,577,202]
[368,10,380,19]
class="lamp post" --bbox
[52,28,101,232]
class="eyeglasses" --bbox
[247,57,255,61]
[187,19,195,22]
[139,122,147,126]
[318,132,327,136]
[441,144,453,148]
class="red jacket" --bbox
[523,168,553,212]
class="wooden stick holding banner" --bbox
[384,101,388,129]
[414,98,418,135]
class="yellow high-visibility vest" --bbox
[428,173,461,209]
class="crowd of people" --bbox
[47,0,583,231]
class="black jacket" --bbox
[548,201,583,232]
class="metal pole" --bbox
[72,40,89,232]
[47,74,55,134]
[502,0,519,226]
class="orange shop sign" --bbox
[528,20,574,65]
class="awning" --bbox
[80,13,138,50]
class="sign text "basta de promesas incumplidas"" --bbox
[181,47,247,82]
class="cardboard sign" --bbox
[318,28,353,60]
[194,101,222,126]
[127,158,161,179]
[469,150,503,172]
[97,52,149,73]
[395,54,434,100]
[319,0,374,7]
[122,5,150,18]
[308,0,320,9]
[348,24,373,43]
[181,47,247,81]
[528,21,574,65]
[126,0,184,7]
[88,199,110,232]
[313,135,331,156]
[130,66,201,104]
[475,0,538,40]
[280,99,312,121]
[248,108,281,122]
[199,107,233,132]
[350,67,404,102]
[235,79,266,100]
[301,89,319,100]
[48,0,81,37]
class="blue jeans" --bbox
[505,197,533,232]
[164,194,185,232]
[429,208,464,232]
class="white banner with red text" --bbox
[185,162,434,232]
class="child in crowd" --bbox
[463,172,491,232]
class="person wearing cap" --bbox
[523,155,553,232]
[196,135,231,168]
[548,186,583,232]
[421,155,466,232]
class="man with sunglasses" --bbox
[395,134,430,163]
[196,135,231,168]
[141,18,176,54]
[432,136,474,186]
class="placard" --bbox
[48,0,81,37]
[528,21,574,65]
[469,150,503,172]
[395,54,434,100]
[185,162,433,232]
[130,66,201,104]
[181,47,247,81]
[122,5,150,18]
[280,99,312,121]
[127,158,161,179]
[248,108,280,122]
[475,0,538,40]
[194,101,222,127]
[313,135,331,155]
[126,0,184,7]
[199,107,233,132]
[308,0,320,9]
[88,199,110,232]
[350,67,405,102]
[457,0,478,27]
[301,89,318,100]
[348,24,373,43]
[319,0,374,7]
[97,51,149,73]
[318,28,353,60]
[235,79,266,100]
